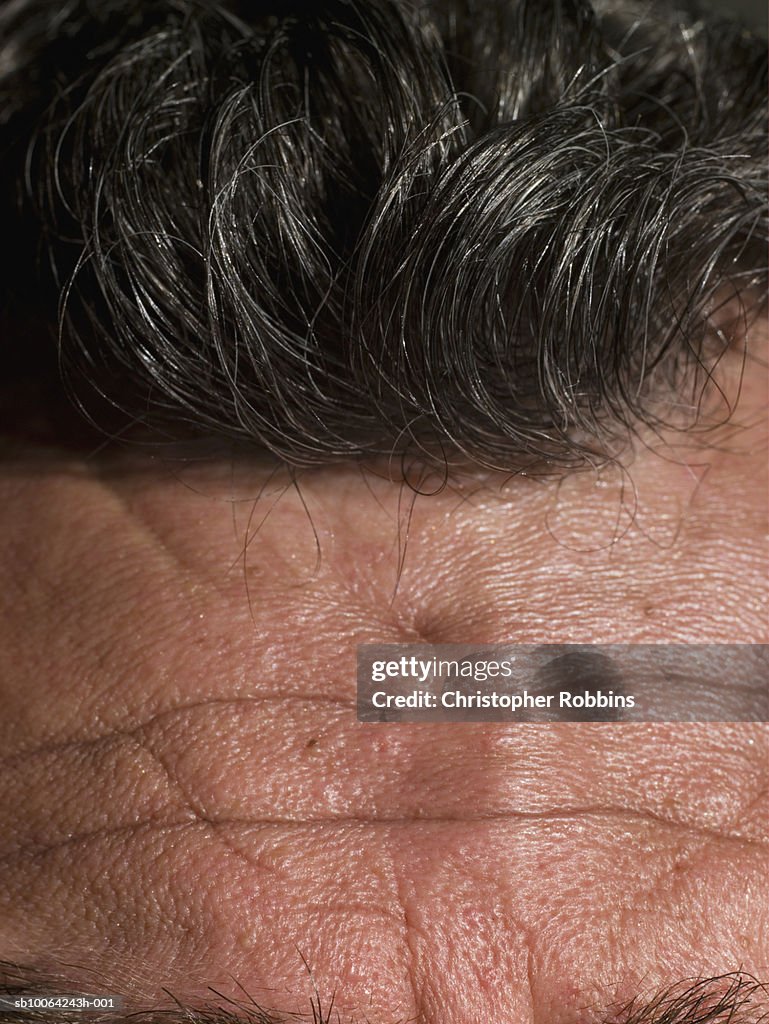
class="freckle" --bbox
[305,737,318,749]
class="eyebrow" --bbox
[0,968,766,1024]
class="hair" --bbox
[0,0,766,472]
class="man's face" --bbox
[0,335,766,1022]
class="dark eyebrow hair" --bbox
[0,967,767,1024]
[618,975,769,1024]
[0,0,766,472]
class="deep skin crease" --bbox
[0,337,766,1024]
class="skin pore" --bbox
[0,330,766,1024]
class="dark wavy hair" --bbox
[0,0,766,470]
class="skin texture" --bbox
[0,343,767,1023]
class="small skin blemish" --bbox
[305,737,318,750]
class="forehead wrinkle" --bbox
[1,696,767,850]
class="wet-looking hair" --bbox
[0,0,766,471]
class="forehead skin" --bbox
[0,348,767,1023]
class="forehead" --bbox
[0,433,767,1021]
